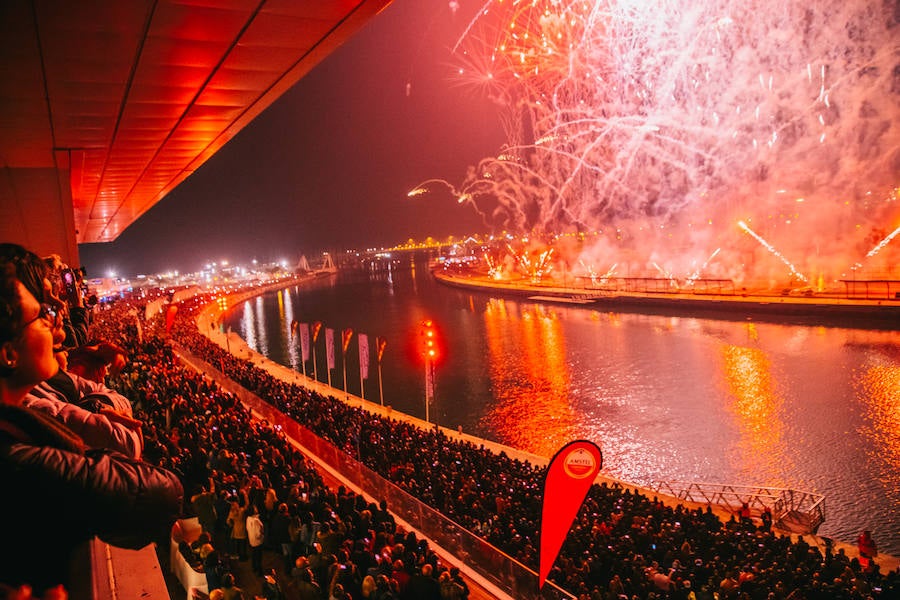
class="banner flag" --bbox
[376,336,387,363]
[539,440,602,589]
[311,321,322,342]
[299,322,310,362]
[326,328,335,369]
[358,334,369,380]
[342,328,354,353]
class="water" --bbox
[228,255,900,555]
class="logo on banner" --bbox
[563,448,597,479]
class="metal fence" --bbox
[648,481,826,533]
[176,347,575,600]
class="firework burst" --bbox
[420,0,899,287]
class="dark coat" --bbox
[0,404,184,593]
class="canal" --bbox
[227,253,900,555]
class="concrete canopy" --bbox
[0,0,391,263]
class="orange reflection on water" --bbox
[720,342,790,484]
[481,299,577,457]
[857,361,900,501]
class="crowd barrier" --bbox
[170,517,209,600]
[175,346,575,600]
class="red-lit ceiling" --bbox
[0,0,391,244]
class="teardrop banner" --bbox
[539,440,602,590]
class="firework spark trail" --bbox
[433,0,898,284]
[864,225,900,259]
[738,221,808,283]
[686,248,722,284]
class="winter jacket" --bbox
[0,404,183,592]
[23,372,143,458]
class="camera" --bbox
[62,268,79,304]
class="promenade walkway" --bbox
[193,279,899,587]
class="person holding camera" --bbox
[0,244,183,594]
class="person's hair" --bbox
[0,243,50,304]
[0,261,23,352]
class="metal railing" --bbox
[176,347,575,600]
[648,481,826,533]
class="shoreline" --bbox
[432,269,900,329]
[193,276,899,575]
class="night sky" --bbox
[79,0,505,277]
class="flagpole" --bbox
[378,361,384,406]
[424,358,431,423]
[312,323,321,384]
[312,339,318,382]
[300,335,306,378]
[342,347,348,393]
[376,336,386,407]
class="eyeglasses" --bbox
[22,303,58,329]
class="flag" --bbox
[299,322,310,362]
[376,336,387,363]
[539,440,602,589]
[342,328,353,353]
[311,321,322,342]
[325,328,335,369]
[358,333,369,380]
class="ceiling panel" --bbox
[1,0,392,243]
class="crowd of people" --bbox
[1,240,898,600]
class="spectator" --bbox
[191,481,218,535]
[404,563,440,600]
[227,492,249,560]
[219,572,245,600]
[247,504,266,576]
[0,246,183,593]
[66,341,127,384]
[438,570,465,599]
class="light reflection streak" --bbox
[720,342,790,484]
[856,358,900,508]
[252,295,269,356]
[241,298,258,351]
[282,290,299,370]
[481,299,577,457]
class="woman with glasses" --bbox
[0,244,145,459]
[0,245,184,594]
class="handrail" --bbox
[648,481,826,533]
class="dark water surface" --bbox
[228,256,900,555]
